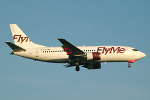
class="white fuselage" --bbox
[14,46,146,63]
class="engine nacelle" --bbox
[84,63,101,69]
[87,52,101,60]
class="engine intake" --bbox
[87,52,100,60]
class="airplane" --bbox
[6,24,146,71]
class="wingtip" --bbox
[5,41,10,43]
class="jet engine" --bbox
[83,63,101,69]
[86,52,101,60]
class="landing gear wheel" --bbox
[128,63,131,68]
[75,66,80,71]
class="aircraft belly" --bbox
[48,59,69,63]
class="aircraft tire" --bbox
[76,66,80,71]
[128,63,131,68]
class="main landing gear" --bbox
[75,66,80,71]
[75,61,80,71]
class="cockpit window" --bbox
[132,49,138,51]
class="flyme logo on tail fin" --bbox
[13,35,31,43]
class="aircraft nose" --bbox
[134,51,146,60]
[140,52,146,58]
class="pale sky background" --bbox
[0,0,150,100]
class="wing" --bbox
[58,38,85,56]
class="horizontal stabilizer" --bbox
[5,41,26,52]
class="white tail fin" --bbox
[10,24,46,48]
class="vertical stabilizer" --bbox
[10,24,46,48]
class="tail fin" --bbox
[10,24,46,48]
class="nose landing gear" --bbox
[128,63,131,68]
[75,61,80,71]
[128,60,136,68]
